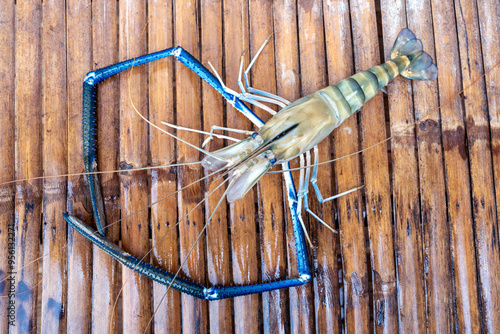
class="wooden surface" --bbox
[0,0,499,333]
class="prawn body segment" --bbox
[257,59,406,162]
[65,28,437,300]
[261,51,426,162]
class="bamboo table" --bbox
[0,0,498,332]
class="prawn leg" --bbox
[296,146,362,233]
[210,35,290,115]
[64,46,312,299]
[309,145,364,204]
[239,37,291,107]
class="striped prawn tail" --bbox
[369,28,438,91]
[387,28,438,81]
[317,29,437,119]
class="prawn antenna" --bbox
[0,162,201,187]
[126,76,225,162]
[0,165,227,290]
[112,177,230,329]
[145,177,236,333]
[160,121,241,143]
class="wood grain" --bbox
[249,1,289,333]
[0,1,15,333]
[477,0,500,330]
[148,2,182,333]
[223,1,261,332]
[14,1,42,333]
[119,1,152,332]
[92,0,120,332]
[324,1,370,332]
[272,1,312,332]
[380,0,427,332]
[4,1,499,332]
[41,0,68,333]
[175,1,209,333]
[66,1,93,333]
[201,1,234,332]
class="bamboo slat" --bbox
[272,1,312,332]
[118,1,152,332]
[3,1,499,332]
[200,1,233,332]
[0,1,15,334]
[296,1,329,332]
[380,0,427,332]
[297,0,342,332]
[454,0,493,330]
[249,2,289,333]
[223,1,261,333]
[351,0,399,331]
[477,0,500,329]
[323,1,370,332]
[14,1,42,332]
[431,0,471,331]
[174,2,209,333]
[148,2,182,334]
[406,1,450,333]
[66,1,93,333]
[92,1,120,332]
[41,0,68,333]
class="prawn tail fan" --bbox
[391,28,438,81]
